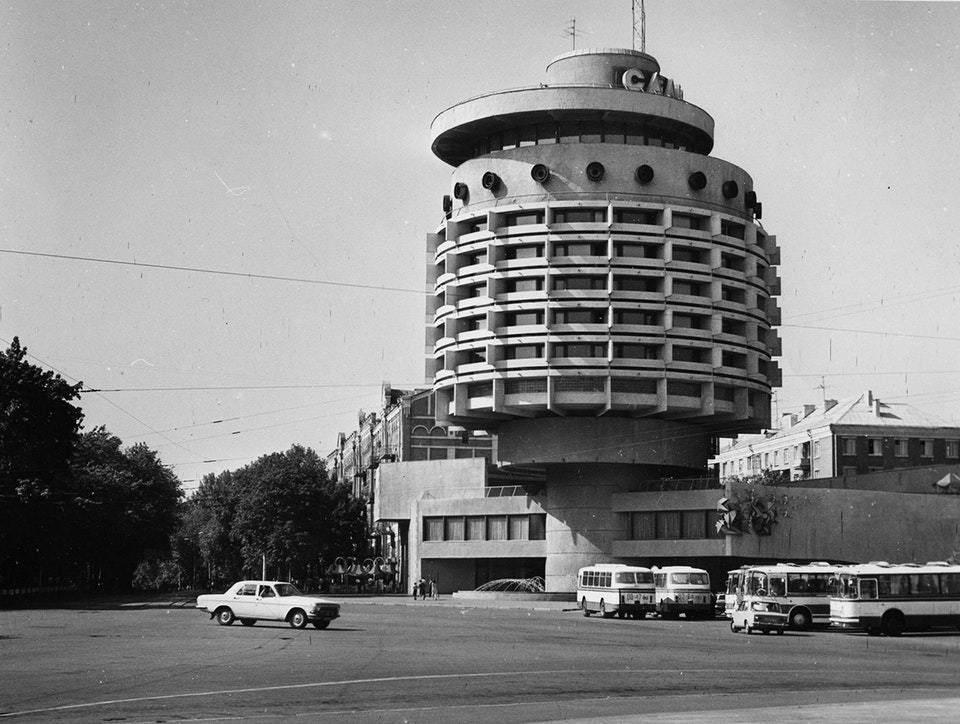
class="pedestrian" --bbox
[412,580,419,600]
[429,578,438,600]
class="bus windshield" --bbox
[672,572,708,585]
[616,571,652,585]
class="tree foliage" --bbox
[0,337,182,591]
[183,445,365,588]
[0,337,84,583]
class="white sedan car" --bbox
[197,580,340,629]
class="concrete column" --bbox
[543,464,637,591]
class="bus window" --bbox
[912,574,940,595]
[878,575,910,597]
[615,572,634,585]
[943,573,960,595]
[671,573,689,585]
[768,575,786,597]
[859,578,877,599]
[688,572,709,586]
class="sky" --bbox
[3,1,960,493]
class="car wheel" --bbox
[289,609,308,629]
[789,608,811,629]
[215,607,235,626]
[881,611,906,637]
[617,610,625,619]
[240,619,255,626]
[730,620,738,633]
[637,611,646,620]
[312,620,330,630]
[581,598,590,617]
[745,625,753,635]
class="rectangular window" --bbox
[842,438,857,456]
[671,213,705,231]
[487,516,508,540]
[672,313,708,330]
[868,438,882,456]
[612,378,658,394]
[672,246,707,264]
[720,253,745,271]
[614,242,660,258]
[466,516,486,540]
[632,512,656,540]
[942,573,960,595]
[553,208,606,224]
[614,276,662,292]
[721,286,746,304]
[894,439,908,457]
[721,351,747,369]
[553,275,606,291]
[424,517,444,541]
[714,385,735,402]
[614,309,661,325]
[503,344,543,360]
[813,441,821,458]
[553,242,604,256]
[921,439,934,457]
[504,211,544,226]
[554,309,606,324]
[508,515,529,540]
[658,511,681,539]
[504,278,544,293]
[877,575,910,598]
[720,219,746,239]
[721,318,746,336]
[529,514,546,540]
[668,381,701,398]
[445,517,465,541]
[537,123,558,144]
[504,379,547,394]
[681,510,706,539]
[673,346,709,364]
[467,382,492,397]
[614,208,660,225]
[671,280,704,297]
[504,245,544,259]
[505,311,543,327]
[614,343,661,360]
[552,343,606,358]
[947,440,960,458]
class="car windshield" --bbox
[274,583,302,597]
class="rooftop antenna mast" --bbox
[566,18,578,50]
[632,0,646,52]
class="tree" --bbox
[0,337,84,585]
[230,445,366,582]
[70,428,183,590]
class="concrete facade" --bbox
[422,47,780,590]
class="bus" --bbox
[830,561,960,636]
[741,561,839,628]
[577,564,655,619]
[652,566,712,619]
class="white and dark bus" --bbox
[831,561,960,636]
[741,562,838,628]
[653,565,713,619]
[577,564,655,619]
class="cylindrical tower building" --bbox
[425,48,782,590]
